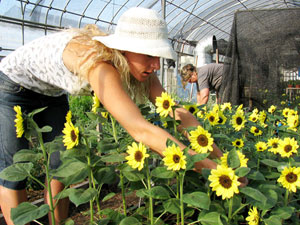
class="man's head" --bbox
[180,64,198,89]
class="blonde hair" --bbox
[66,24,151,103]
[179,64,196,89]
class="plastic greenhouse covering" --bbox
[1,0,300,105]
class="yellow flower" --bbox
[250,126,262,136]
[196,110,205,119]
[101,112,108,119]
[125,142,149,171]
[246,206,259,225]
[258,111,267,124]
[278,137,299,158]
[92,93,100,114]
[65,111,72,124]
[255,141,267,152]
[220,150,248,168]
[282,108,290,117]
[189,126,214,153]
[221,102,232,112]
[281,101,286,106]
[62,121,79,150]
[248,111,259,123]
[277,167,300,193]
[14,105,24,138]
[183,104,199,115]
[232,139,244,148]
[217,111,227,125]
[155,92,175,118]
[205,110,219,126]
[287,114,299,130]
[268,105,276,114]
[237,104,244,111]
[162,144,186,171]
[208,165,240,200]
[231,111,246,131]
[212,104,220,113]
[267,137,280,154]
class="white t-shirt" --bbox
[0,31,91,96]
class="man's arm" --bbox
[197,88,210,105]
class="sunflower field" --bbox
[1,92,300,225]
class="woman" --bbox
[0,7,224,224]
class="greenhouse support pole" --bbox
[160,0,166,88]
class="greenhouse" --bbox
[0,0,300,224]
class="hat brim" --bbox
[93,35,176,60]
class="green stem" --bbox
[110,116,119,145]
[37,133,56,225]
[146,160,154,225]
[172,107,178,139]
[179,172,185,225]
[120,172,127,216]
[284,189,289,206]
[228,197,233,222]
[176,173,180,224]
[87,154,94,224]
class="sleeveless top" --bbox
[0,31,91,96]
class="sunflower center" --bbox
[209,116,215,122]
[197,135,208,147]
[236,141,241,146]
[134,151,143,162]
[163,100,170,109]
[286,172,297,183]
[219,175,232,189]
[173,154,180,163]
[218,117,223,123]
[236,117,242,125]
[189,107,195,114]
[254,128,259,133]
[272,143,278,148]
[284,144,292,153]
[71,130,77,142]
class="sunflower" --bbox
[101,112,108,119]
[205,110,219,126]
[287,114,299,131]
[196,110,205,119]
[155,92,175,118]
[282,108,290,117]
[231,111,246,131]
[183,104,199,115]
[232,138,244,148]
[267,137,280,154]
[14,105,24,138]
[125,142,149,171]
[258,111,267,126]
[255,141,267,152]
[250,126,262,136]
[245,206,259,225]
[92,93,100,114]
[268,105,276,114]
[162,144,186,171]
[248,111,259,123]
[277,167,300,193]
[62,121,79,150]
[281,101,286,106]
[278,137,299,158]
[189,126,214,153]
[217,111,227,125]
[220,150,248,168]
[220,102,232,112]
[208,165,240,200]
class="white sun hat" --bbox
[93,7,176,60]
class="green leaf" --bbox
[213,133,231,140]
[263,216,282,225]
[123,171,145,182]
[227,149,240,169]
[69,188,98,207]
[102,192,116,202]
[247,171,266,181]
[166,138,177,147]
[98,142,120,153]
[240,187,267,204]
[0,163,33,181]
[150,186,170,200]
[163,198,180,214]
[101,154,125,163]
[248,189,278,210]
[27,107,47,117]
[261,159,279,167]
[235,167,251,177]
[13,150,43,163]
[52,159,87,178]
[36,125,52,133]
[151,167,176,179]
[119,217,142,225]
[11,202,49,225]
[183,192,210,210]
[58,169,88,186]
[94,167,117,185]
[271,206,294,219]
[198,212,223,225]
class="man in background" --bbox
[180,63,223,105]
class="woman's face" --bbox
[124,51,160,82]
[188,71,198,83]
